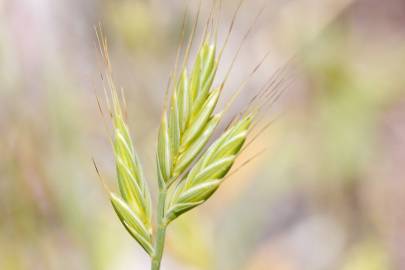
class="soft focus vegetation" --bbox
[1,0,405,269]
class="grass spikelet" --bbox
[157,39,221,185]
[112,92,152,229]
[165,114,254,223]
[96,27,153,256]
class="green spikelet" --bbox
[110,89,153,255]
[165,114,254,223]
[157,41,220,185]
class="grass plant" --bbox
[93,1,290,269]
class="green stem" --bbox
[151,189,167,270]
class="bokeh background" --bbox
[1,0,405,269]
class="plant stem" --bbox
[151,189,167,270]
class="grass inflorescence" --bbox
[94,1,293,269]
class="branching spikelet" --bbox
[112,91,152,225]
[165,114,254,223]
[157,40,220,185]
[110,91,153,255]
[96,28,153,256]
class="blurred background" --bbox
[1,0,405,269]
